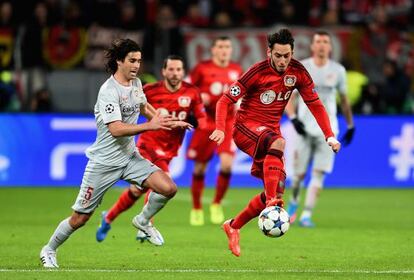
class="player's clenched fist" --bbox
[209,129,225,145]
[327,137,341,153]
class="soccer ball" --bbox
[258,206,290,238]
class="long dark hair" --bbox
[104,39,141,74]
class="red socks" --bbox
[263,149,286,203]
[231,192,266,229]
[213,171,231,204]
[106,189,139,223]
[191,174,205,209]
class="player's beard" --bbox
[274,63,287,73]
[270,59,286,74]
[166,77,181,90]
[276,66,287,73]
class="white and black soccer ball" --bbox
[258,206,290,238]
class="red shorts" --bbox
[138,146,171,173]
[232,122,282,179]
[187,119,236,162]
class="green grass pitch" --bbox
[0,187,413,279]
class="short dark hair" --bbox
[162,55,185,69]
[212,35,231,47]
[104,39,141,74]
[314,30,331,37]
[267,29,294,50]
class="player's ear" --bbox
[266,48,271,58]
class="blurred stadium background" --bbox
[0,0,413,188]
[0,1,413,278]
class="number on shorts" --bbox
[84,186,94,200]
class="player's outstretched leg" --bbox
[132,170,176,245]
[222,219,240,257]
[221,193,266,256]
[40,245,58,268]
[96,211,111,242]
[39,215,83,268]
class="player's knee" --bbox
[69,212,91,229]
[129,185,144,198]
[220,159,233,173]
[161,180,177,198]
[193,162,207,176]
[293,173,305,182]
[220,166,232,174]
[220,161,232,174]
[309,171,325,189]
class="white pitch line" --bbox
[0,268,413,274]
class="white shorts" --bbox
[72,153,159,213]
[293,134,335,175]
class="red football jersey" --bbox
[189,60,243,123]
[137,81,206,159]
[217,58,333,138]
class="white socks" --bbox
[300,172,325,219]
[290,175,302,204]
[137,192,169,225]
[46,217,75,251]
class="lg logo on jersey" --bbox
[260,90,292,104]
[158,108,188,120]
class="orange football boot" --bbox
[222,220,240,257]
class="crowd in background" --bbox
[0,0,413,114]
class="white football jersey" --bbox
[86,76,147,166]
[297,58,347,137]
